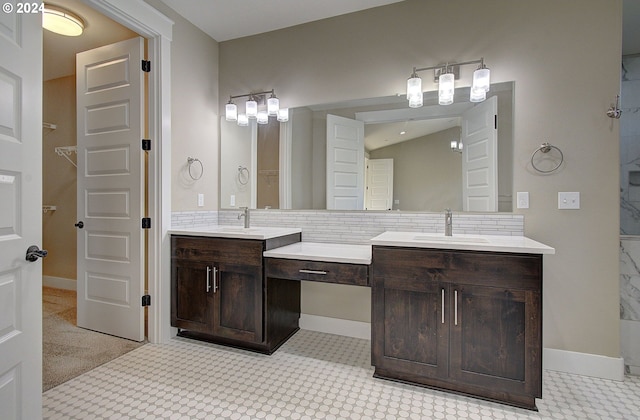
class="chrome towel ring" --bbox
[187,157,203,180]
[531,142,563,174]
[238,166,249,185]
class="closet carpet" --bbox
[42,286,145,391]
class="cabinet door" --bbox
[449,283,541,397]
[213,261,264,343]
[171,259,214,334]
[372,277,449,379]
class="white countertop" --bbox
[370,231,555,254]
[263,242,372,264]
[169,226,302,240]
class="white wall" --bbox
[145,0,219,212]
[219,0,623,359]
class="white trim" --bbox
[543,348,625,381]
[84,0,173,344]
[299,314,371,340]
[42,276,77,291]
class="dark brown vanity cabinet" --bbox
[372,246,543,410]
[171,234,301,353]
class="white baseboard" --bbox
[299,315,626,381]
[543,348,625,381]
[43,276,77,291]
[299,314,371,340]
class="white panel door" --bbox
[461,96,498,212]
[0,8,42,420]
[326,114,365,210]
[76,38,145,341]
[366,158,393,210]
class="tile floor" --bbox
[43,330,640,420]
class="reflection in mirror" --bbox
[220,82,513,212]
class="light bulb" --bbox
[438,73,454,105]
[225,102,237,121]
[472,66,491,92]
[237,114,249,126]
[267,95,279,116]
[245,99,258,118]
[277,108,289,122]
[406,76,422,101]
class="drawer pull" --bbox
[441,288,445,324]
[299,269,327,275]
[454,289,458,326]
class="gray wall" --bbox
[219,0,623,358]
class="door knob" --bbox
[26,245,48,262]
[75,221,84,228]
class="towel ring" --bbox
[187,157,203,180]
[237,166,249,185]
[531,142,563,173]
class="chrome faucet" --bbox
[444,209,453,236]
[238,207,250,228]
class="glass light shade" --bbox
[438,73,455,106]
[225,103,238,121]
[257,110,269,124]
[237,114,249,126]
[245,100,258,118]
[406,76,422,101]
[277,108,289,122]
[472,67,491,92]
[408,94,423,108]
[267,96,279,116]
[470,86,486,103]
[43,5,84,36]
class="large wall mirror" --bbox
[220,81,513,212]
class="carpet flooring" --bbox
[42,286,145,391]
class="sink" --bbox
[413,234,490,244]
[219,227,258,232]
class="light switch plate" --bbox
[558,192,580,209]
[197,193,204,207]
[517,192,529,209]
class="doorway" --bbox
[42,0,146,390]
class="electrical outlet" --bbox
[197,193,204,207]
[558,192,580,209]
[517,192,529,209]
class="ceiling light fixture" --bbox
[225,89,288,126]
[406,58,490,107]
[43,4,85,37]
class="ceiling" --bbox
[160,0,405,42]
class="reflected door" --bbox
[76,37,145,342]
[326,114,365,210]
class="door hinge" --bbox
[142,139,151,151]
[142,295,151,307]
[494,114,498,129]
[141,60,151,73]
[142,217,151,229]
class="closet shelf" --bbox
[43,205,57,213]
[55,146,77,168]
[43,122,57,130]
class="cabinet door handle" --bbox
[206,266,212,292]
[299,269,327,275]
[212,266,219,293]
[441,288,445,324]
[454,289,458,326]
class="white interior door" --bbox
[76,37,145,342]
[0,9,43,419]
[461,95,498,212]
[366,158,393,210]
[326,114,365,210]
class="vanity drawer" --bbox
[265,258,369,287]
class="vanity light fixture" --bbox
[225,90,288,126]
[407,58,491,107]
[451,139,463,153]
[43,4,85,37]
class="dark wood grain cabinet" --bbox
[171,234,301,353]
[372,246,543,410]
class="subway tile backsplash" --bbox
[172,210,524,245]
